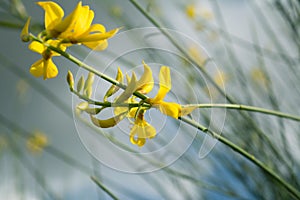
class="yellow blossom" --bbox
[188,45,207,67]
[186,4,196,19]
[29,40,66,79]
[214,70,228,87]
[129,111,156,147]
[115,62,153,103]
[26,131,48,154]
[251,68,269,87]
[147,66,182,119]
[199,8,214,20]
[37,1,118,50]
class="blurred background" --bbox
[0,0,300,199]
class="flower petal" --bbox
[83,40,108,51]
[30,59,44,77]
[43,58,58,79]
[54,1,82,34]
[73,5,93,36]
[180,105,197,116]
[157,101,181,119]
[115,72,137,103]
[78,28,119,42]
[151,66,171,102]
[29,41,44,54]
[104,67,123,101]
[87,24,106,34]
[135,61,154,94]
[130,132,146,147]
[37,1,64,30]
[90,112,126,128]
[129,119,156,147]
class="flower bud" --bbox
[67,70,74,90]
[20,17,31,42]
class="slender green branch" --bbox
[0,21,23,29]
[71,88,150,108]
[91,176,119,200]
[179,117,300,200]
[189,103,300,122]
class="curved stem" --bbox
[189,103,300,122]
[179,117,300,200]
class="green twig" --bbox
[91,176,119,200]
[191,103,300,122]
[71,88,150,108]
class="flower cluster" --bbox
[79,62,195,147]
[21,1,118,79]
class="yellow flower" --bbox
[38,1,118,50]
[37,1,81,38]
[147,66,182,119]
[251,68,269,87]
[214,70,228,87]
[27,131,48,154]
[188,45,207,67]
[130,111,156,147]
[29,40,66,79]
[186,4,196,19]
[115,62,153,104]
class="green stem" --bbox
[71,89,150,108]
[190,103,300,122]
[179,117,300,200]
[29,35,300,199]
[91,176,119,200]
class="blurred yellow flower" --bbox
[188,45,207,67]
[29,40,66,79]
[26,131,48,154]
[251,68,269,87]
[110,5,123,17]
[199,8,214,20]
[38,1,118,50]
[186,4,196,19]
[214,70,228,87]
[130,111,156,147]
